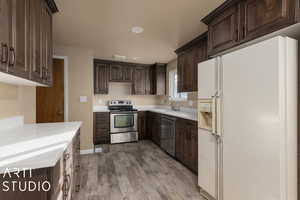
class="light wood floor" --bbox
[75,140,204,200]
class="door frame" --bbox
[53,55,69,122]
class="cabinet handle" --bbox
[45,68,48,80]
[75,184,80,192]
[1,43,8,64]
[235,29,239,42]
[8,47,15,67]
[63,174,71,199]
[242,26,246,39]
[42,67,46,79]
[64,153,70,161]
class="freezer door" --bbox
[198,128,218,199]
[221,37,297,200]
[198,58,220,99]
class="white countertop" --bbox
[0,121,82,173]
[93,105,198,121]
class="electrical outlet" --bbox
[188,100,193,106]
[79,96,88,103]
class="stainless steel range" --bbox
[109,100,138,144]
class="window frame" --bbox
[169,69,187,101]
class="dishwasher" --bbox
[160,115,176,157]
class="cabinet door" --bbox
[183,123,192,169]
[153,116,161,146]
[178,52,191,92]
[146,113,153,140]
[94,63,109,94]
[138,111,147,140]
[155,64,166,95]
[207,5,239,55]
[39,2,52,85]
[190,121,198,173]
[177,54,185,93]
[133,67,146,95]
[241,0,297,42]
[175,119,184,162]
[0,0,10,72]
[44,3,53,85]
[29,0,43,83]
[122,66,132,82]
[93,112,110,144]
[8,0,30,79]
[183,48,196,92]
[110,65,122,81]
[145,66,151,94]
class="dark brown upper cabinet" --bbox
[29,0,43,83]
[94,59,166,95]
[110,64,123,82]
[0,0,10,73]
[202,0,300,56]
[240,0,298,43]
[150,63,166,95]
[94,63,109,94]
[40,0,53,85]
[133,66,148,95]
[0,0,57,86]
[205,5,239,56]
[7,0,30,79]
[123,66,133,82]
[110,65,133,82]
[175,32,208,93]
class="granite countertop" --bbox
[0,121,82,173]
[93,105,198,121]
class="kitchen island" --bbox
[0,116,81,200]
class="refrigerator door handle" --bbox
[211,95,216,136]
[216,95,222,137]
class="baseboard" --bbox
[80,149,93,155]
[80,147,102,155]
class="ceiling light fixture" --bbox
[131,26,144,34]
[113,55,126,60]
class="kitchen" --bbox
[0,0,299,200]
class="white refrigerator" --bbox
[197,36,298,200]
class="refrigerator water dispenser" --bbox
[198,99,213,131]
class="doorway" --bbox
[36,58,65,123]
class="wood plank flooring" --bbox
[75,140,204,200]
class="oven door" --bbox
[110,112,137,133]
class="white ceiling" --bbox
[53,0,225,64]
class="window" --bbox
[169,69,187,101]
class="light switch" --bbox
[79,96,88,103]
[188,100,193,106]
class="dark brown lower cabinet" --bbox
[147,112,161,146]
[138,111,147,140]
[145,112,198,174]
[0,130,80,200]
[176,118,198,173]
[93,112,110,144]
